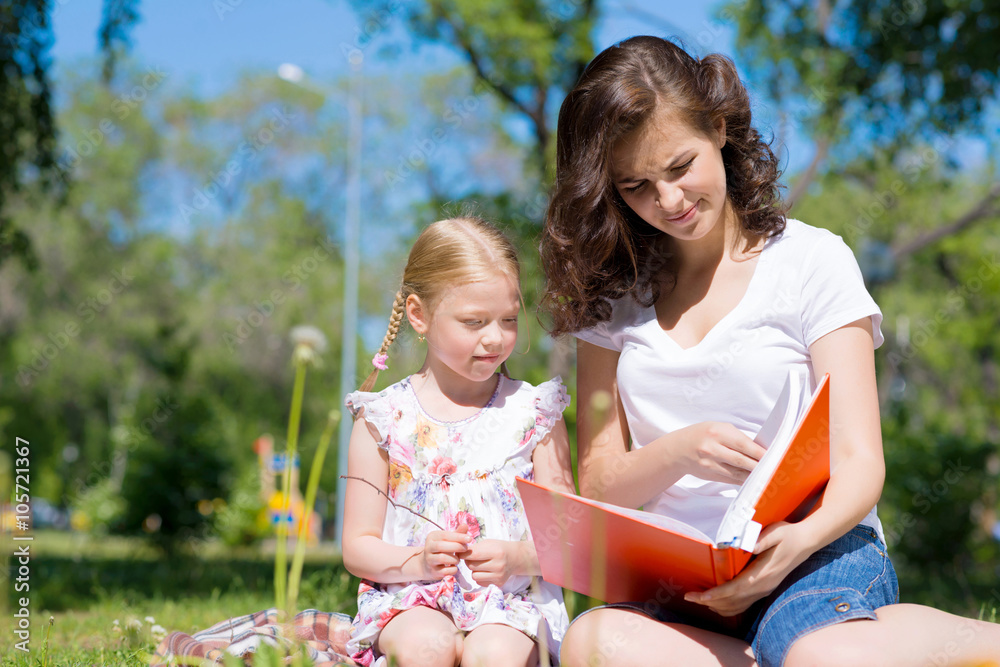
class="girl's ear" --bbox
[406,294,429,335]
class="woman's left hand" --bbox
[683,521,817,617]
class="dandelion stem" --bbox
[287,412,339,613]
[275,359,308,615]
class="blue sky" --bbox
[50,1,740,94]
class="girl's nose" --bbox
[654,179,684,213]
[481,321,503,346]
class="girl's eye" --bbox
[463,320,482,327]
[623,181,645,194]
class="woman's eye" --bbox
[623,182,645,194]
[672,159,693,174]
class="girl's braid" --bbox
[359,290,405,392]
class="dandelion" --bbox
[145,616,156,624]
[290,325,328,367]
[151,624,167,640]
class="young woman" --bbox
[541,35,1000,667]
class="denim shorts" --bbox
[571,525,899,667]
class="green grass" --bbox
[0,530,358,666]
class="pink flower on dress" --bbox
[452,510,481,540]
[427,455,458,477]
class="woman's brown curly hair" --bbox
[540,36,786,336]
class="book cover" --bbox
[517,373,830,615]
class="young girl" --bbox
[342,216,576,667]
[540,36,1000,667]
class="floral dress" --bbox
[344,375,570,666]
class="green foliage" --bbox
[349,0,597,176]
[70,476,127,535]
[213,466,268,548]
[880,416,1000,614]
[118,396,236,553]
[728,0,1000,153]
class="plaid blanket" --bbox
[151,608,357,666]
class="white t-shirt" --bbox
[574,219,885,542]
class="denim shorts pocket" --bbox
[748,525,900,667]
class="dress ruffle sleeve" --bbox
[532,376,570,443]
[344,389,393,450]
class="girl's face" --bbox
[413,273,520,384]
[610,107,730,244]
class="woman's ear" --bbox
[715,118,727,149]
[406,294,428,335]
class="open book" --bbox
[517,371,830,615]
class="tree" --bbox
[348,0,597,181]
[727,0,1000,233]
[0,0,140,269]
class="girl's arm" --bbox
[687,318,884,615]
[532,418,576,495]
[342,415,470,585]
[576,339,765,508]
[465,419,576,586]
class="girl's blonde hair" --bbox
[359,216,522,392]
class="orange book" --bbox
[517,372,830,620]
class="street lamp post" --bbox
[335,51,363,549]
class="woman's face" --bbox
[610,107,729,244]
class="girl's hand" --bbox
[419,525,472,579]
[673,422,767,485]
[683,521,817,616]
[464,540,529,587]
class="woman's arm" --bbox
[576,339,765,508]
[341,416,470,585]
[686,317,884,615]
[791,317,886,545]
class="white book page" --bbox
[714,370,810,550]
[582,495,715,544]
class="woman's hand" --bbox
[464,540,533,587]
[672,422,768,485]
[683,521,817,616]
[418,525,472,579]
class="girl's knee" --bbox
[462,626,536,667]
[379,609,462,667]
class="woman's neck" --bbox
[670,202,753,274]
